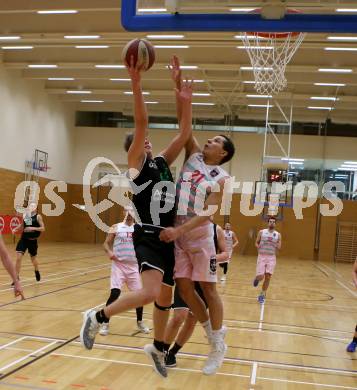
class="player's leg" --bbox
[347,325,357,352]
[99,288,121,336]
[219,262,228,282]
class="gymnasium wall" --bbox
[0,65,74,182]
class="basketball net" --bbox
[241,11,306,95]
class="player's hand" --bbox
[109,252,119,261]
[175,78,193,103]
[13,281,25,300]
[125,55,145,84]
[159,227,180,243]
[168,55,182,87]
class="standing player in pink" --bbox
[253,217,281,304]
[220,222,239,282]
[346,257,357,353]
[101,208,149,336]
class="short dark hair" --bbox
[268,216,277,222]
[124,133,134,152]
[220,135,235,165]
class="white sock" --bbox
[201,319,213,340]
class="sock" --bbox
[163,343,171,352]
[170,342,182,355]
[201,319,213,340]
[153,339,164,352]
[136,307,143,322]
[95,309,109,324]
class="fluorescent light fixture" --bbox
[327,36,357,41]
[244,80,273,85]
[335,8,357,12]
[181,65,198,69]
[237,46,273,50]
[81,100,104,103]
[193,93,211,96]
[147,35,184,39]
[95,64,125,69]
[67,90,92,94]
[76,45,109,49]
[138,8,167,12]
[281,158,305,162]
[344,161,357,165]
[338,167,357,171]
[248,104,274,108]
[318,68,352,73]
[154,45,189,49]
[48,78,75,81]
[241,66,273,71]
[2,46,33,50]
[307,106,334,110]
[28,64,57,68]
[110,78,130,81]
[341,164,357,168]
[246,94,272,98]
[0,36,21,40]
[324,47,357,51]
[310,96,339,101]
[124,91,150,95]
[230,8,255,12]
[314,83,346,87]
[193,79,205,83]
[37,10,78,14]
[192,102,215,106]
[64,35,100,39]
[235,35,256,39]
[145,101,159,104]
[288,161,304,165]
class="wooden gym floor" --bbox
[0,242,356,389]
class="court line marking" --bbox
[258,303,265,332]
[250,361,258,385]
[0,337,28,352]
[0,341,57,372]
[336,280,357,298]
[0,381,52,390]
[317,263,357,298]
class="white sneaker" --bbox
[202,342,227,375]
[137,320,150,334]
[80,310,100,350]
[220,275,226,282]
[99,323,109,336]
[143,344,167,378]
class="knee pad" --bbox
[154,301,172,311]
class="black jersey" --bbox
[22,213,41,239]
[132,155,176,228]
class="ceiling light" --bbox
[67,90,92,94]
[154,45,189,49]
[95,65,125,69]
[248,104,274,108]
[244,81,273,85]
[344,161,357,165]
[124,91,150,95]
[230,8,255,12]
[324,47,357,51]
[310,97,339,101]
[147,35,184,39]
[341,164,357,168]
[181,65,198,69]
[235,35,256,39]
[237,46,274,50]
[37,10,78,14]
[327,36,357,41]
[110,78,130,81]
[2,46,33,50]
[76,45,109,49]
[0,36,21,40]
[64,35,100,39]
[48,78,75,81]
[318,68,352,73]
[192,102,215,106]
[193,93,211,96]
[335,9,357,12]
[193,80,205,83]
[314,83,346,87]
[145,101,159,104]
[241,66,273,71]
[138,8,167,12]
[338,167,357,171]
[28,64,58,68]
[288,161,304,165]
[307,106,334,110]
[81,100,104,103]
[281,158,305,162]
[246,94,272,98]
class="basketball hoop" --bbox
[241,9,306,95]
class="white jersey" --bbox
[224,230,234,253]
[113,223,136,262]
[176,152,230,220]
[258,228,280,256]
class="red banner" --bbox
[0,215,23,235]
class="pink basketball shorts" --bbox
[111,260,142,290]
[256,254,276,276]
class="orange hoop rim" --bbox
[247,8,302,39]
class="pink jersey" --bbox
[113,223,136,262]
[258,229,280,256]
[176,152,230,219]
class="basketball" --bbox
[121,38,155,71]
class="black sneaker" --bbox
[35,270,41,281]
[165,351,177,367]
